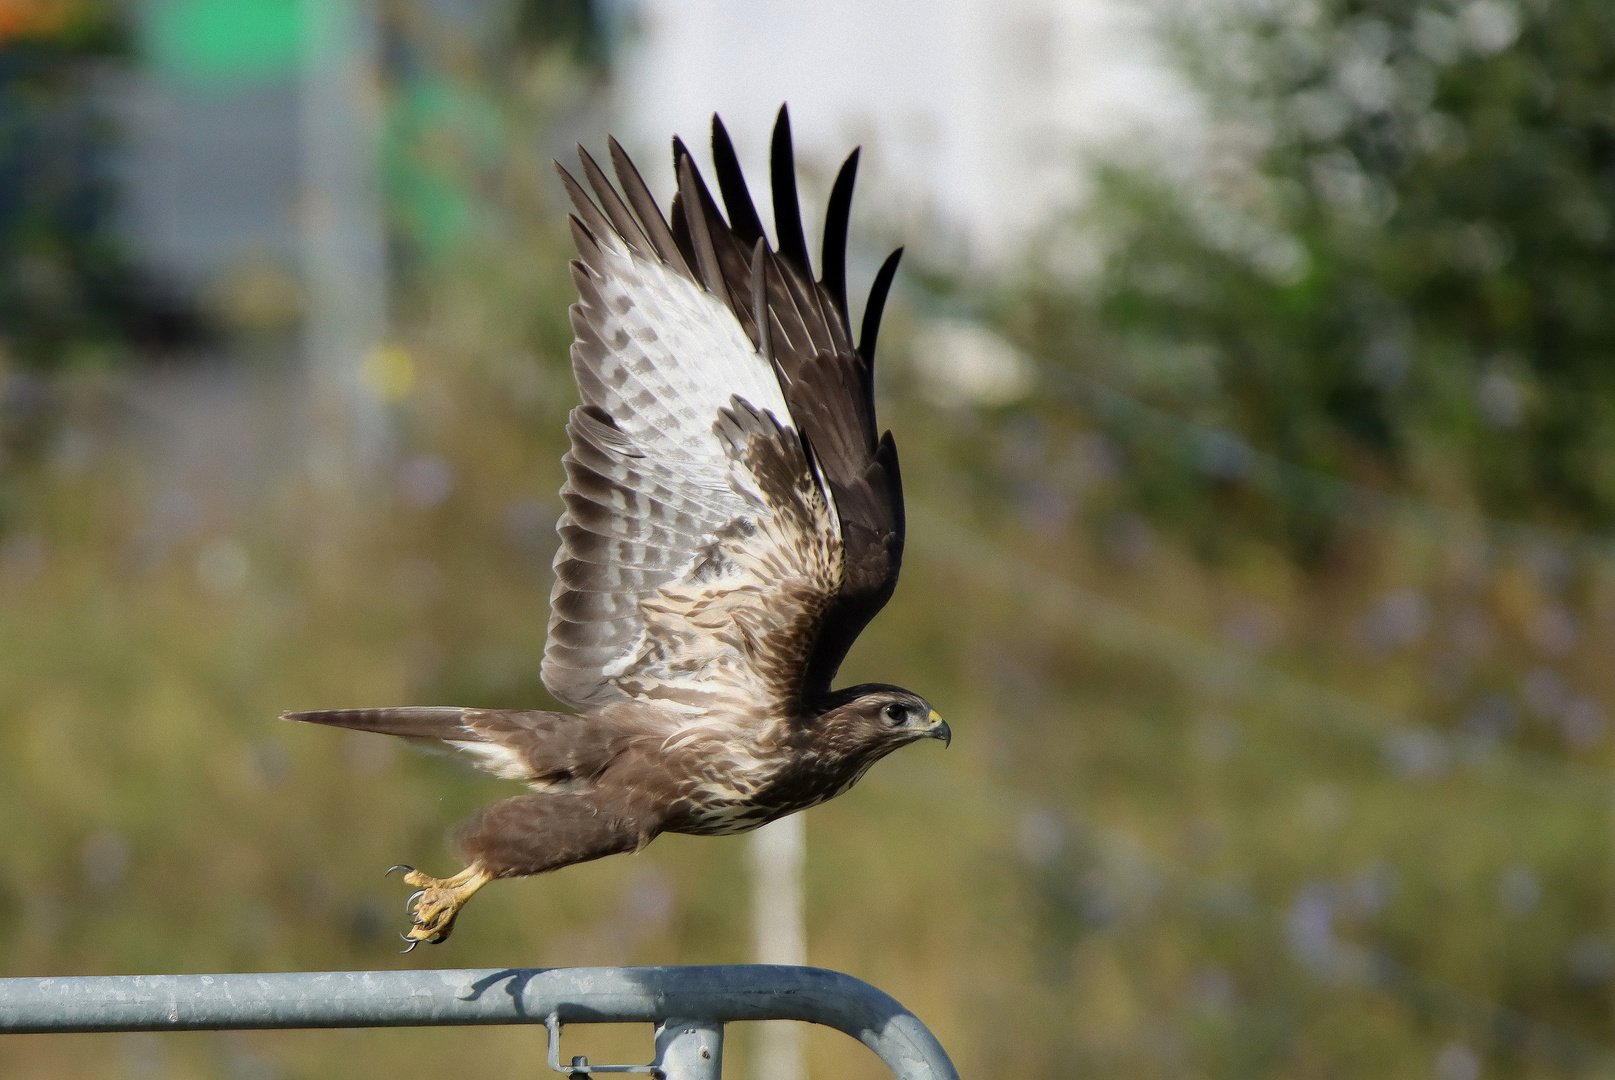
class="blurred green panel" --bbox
[385,78,504,258]
[141,0,304,87]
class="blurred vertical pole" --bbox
[749,815,806,1080]
[300,0,390,482]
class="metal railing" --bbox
[0,964,958,1080]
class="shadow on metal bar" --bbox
[0,964,958,1080]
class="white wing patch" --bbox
[576,236,790,460]
[543,203,844,723]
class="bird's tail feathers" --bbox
[281,707,482,742]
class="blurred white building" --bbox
[614,0,1196,266]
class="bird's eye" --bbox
[883,703,907,724]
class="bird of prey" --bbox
[285,107,947,950]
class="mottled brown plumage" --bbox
[285,107,945,949]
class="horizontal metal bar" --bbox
[0,964,957,1080]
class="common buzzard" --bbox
[286,107,947,949]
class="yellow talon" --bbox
[398,864,492,946]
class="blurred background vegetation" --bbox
[3,0,1615,1078]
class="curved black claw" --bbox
[386,864,414,877]
[406,889,425,912]
[398,933,419,954]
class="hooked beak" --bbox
[927,710,951,748]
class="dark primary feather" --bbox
[680,109,907,695]
[769,105,812,271]
[710,116,765,247]
[820,149,860,325]
[859,247,904,367]
[675,152,728,298]
[676,132,765,343]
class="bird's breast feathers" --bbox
[621,716,872,836]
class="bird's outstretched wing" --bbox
[543,107,904,718]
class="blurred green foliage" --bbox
[514,0,609,70]
[0,2,141,371]
[1000,0,1615,561]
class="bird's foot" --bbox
[389,863,492,949]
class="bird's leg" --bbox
[384,792,660,949]
[392,862,493,947]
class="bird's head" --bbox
[810,683,950,760]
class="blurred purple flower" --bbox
[1528,605,1577,655]
[1462,693,1519,744]
[1383,728,1450,780]
[1221,602,1281,654]
[1498,864,1541,916]
[1017,808,1065,867]
[1435,1041,1480,1080]
[1101,511,1154,566]
[1521,667,1568,720]
[1287,881,1339,974]
[1560,698,1606,750]
[399,454,455,509]
[1361,590,1431,653]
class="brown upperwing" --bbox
[666,107,906,699]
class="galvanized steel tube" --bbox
[0,964,957,1080]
